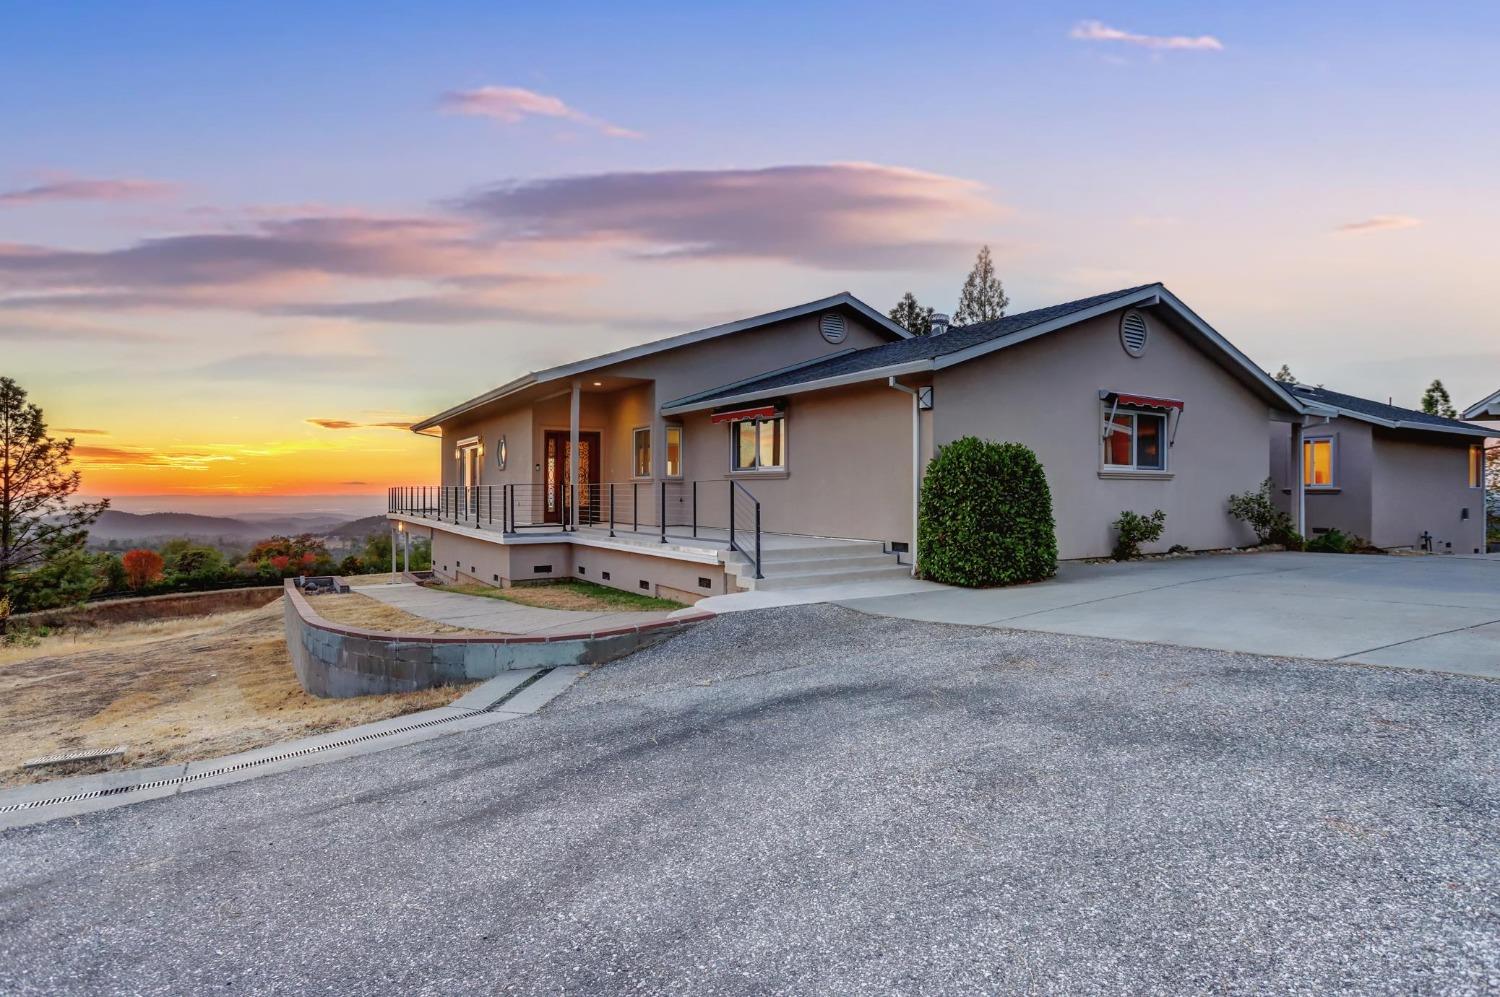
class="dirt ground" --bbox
[307,592,482,634]
[0,599,471,788]
[438,579,681,612]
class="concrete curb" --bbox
[0,667,586,832]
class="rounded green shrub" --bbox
[918,436,1057,587]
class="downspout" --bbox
[887,377,920,576]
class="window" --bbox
[1102,410,1167,471]
[1470,445,1485,488]
[1304,438,1335,487]
[633,427,651,478]
[665,425,683,478]
[731,415,785,471]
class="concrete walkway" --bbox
[360,583,678,636]
[836,551,1500,679]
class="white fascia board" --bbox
[931,284,1307,416]
[411,374,538,433]
[1316,405,1494,438]
[660,359,933,415]
[1461,387,1500,420]
[411,292,907,433]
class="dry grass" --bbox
[306,592,485,635]
[0,599,472,788]
[437,579,681,612]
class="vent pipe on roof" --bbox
[930,312,950,336]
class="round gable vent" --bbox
[819,312,847,344]
[1120,310,1149,357]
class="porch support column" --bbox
[887,377,921,576]
[390,523,398,577]
[1290,419,1306,539]
[569,379,581,531]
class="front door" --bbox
[543,430,601,525]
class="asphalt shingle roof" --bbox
[667,284,1160,408]
[1291,384,1491,435]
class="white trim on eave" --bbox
[1308,405,1495,439]
[409,292,906,433]
[660,360,934,415]
[1461,387,1500,420]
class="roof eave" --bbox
[660,359,934,415]
[410,373,537,433]
[1460,388,1500,420]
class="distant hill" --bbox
[325,515,390,540]
[88,510,268,543]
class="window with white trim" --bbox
[1103,409,1167,471]
[633,427,651,478]
[1304,438,1335,487]
[731,415,785,471]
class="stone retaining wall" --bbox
[282,580,705,698]
[14,586,284,628]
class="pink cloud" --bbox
[438,85,642,139]
[1334,215,1423,234]
[457,163,999,269]
[1070,20,1224,51]
[0,177,178,206]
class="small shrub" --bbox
[1112,509,1166,560]
[121,549,165,590]
[918,436,1057,587]
[1306,528,1356,554]
[1227,478,1300,547]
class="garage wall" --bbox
[1371,430,1487,553]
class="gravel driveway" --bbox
[1,606,1496,994]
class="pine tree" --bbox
[0,377,107,623]
[1273,365,1297,384]
[1420,379,1457,418]
[888,291,935,336]
[953,245,1009,325]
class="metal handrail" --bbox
[387,479,764,576]
[728,480,763,579]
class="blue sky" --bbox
[2,2,1496,494]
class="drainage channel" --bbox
[1,668,555,816]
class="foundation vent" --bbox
[533,564,553,574]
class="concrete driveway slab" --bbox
[840,552,1500,678]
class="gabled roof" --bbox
[1291,384,1494,438]
[411,292,911,432]
[1461,387,1500,420]
[663,283,1304,415]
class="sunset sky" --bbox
[3,2,1497,505]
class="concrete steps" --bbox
[725,539,911,591]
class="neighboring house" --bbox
[1269,385,1490,554]
[1461,388,1500,422]
[391,283,1319,597]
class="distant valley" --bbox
[85,509,389,550]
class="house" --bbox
[1269,385,1491,554]
[391,283,1327,599]
[1462,388,1500,423]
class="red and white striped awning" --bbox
[710,402,782,424]
[1104,391,1185,411]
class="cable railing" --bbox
[387,479,763,578]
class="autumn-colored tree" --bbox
[121,548,164,590]
[247,533,328,563]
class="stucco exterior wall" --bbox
[1370,430,1487,553]
[427,527,726,602]
[1298,417,1375,540]
[439,405,534,489]
[673,379,914,544]
[933,308,1272,559]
